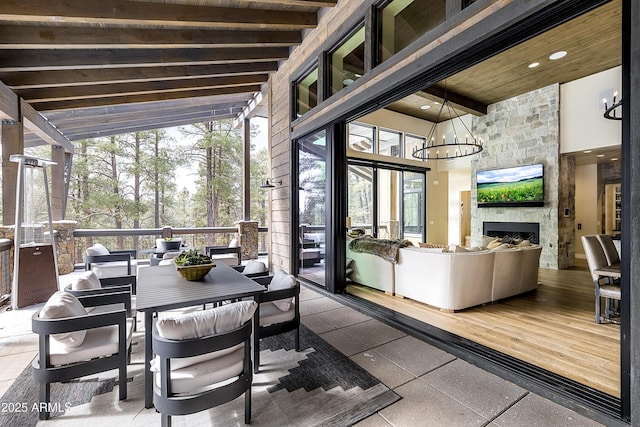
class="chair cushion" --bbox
[158,259,174,265]
[91,259,138,278]
[39,291,88,348]
[48,318,134,366]
[153,347,244,394]
[86,243,110,256]
[260,301,295,326]
[242,260,267,275]
[150,343,243,372]
[156,300,257,340]
[71,270,102,290]
[268,270,295,311]
[229,238,240,248]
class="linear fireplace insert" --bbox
[482,221,540,244]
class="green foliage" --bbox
[477,178,543,204]
[174,249,213,266]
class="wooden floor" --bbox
[347,263,621,398]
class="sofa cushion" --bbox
[71,271,102,290]
[86,243,110,256]
[268,270,296,311]
[516,240,531,247]
[242,260,267,275]
[39,291,88,348]
[486,239,503,249]
[156,300,257,340]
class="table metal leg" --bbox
[144,310,153,408]
[253,295,260,374]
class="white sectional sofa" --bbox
[346,237,395,294]
[395,248,496,311]
[346,236,543,311]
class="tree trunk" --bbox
[110,136,124,249]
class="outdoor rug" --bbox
[0,324,400,426]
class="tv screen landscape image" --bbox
[477,164,544,207]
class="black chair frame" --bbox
[152,320,253,427]
[85,249,137,275]
[232,265,271,278]
[32,291,131,420]
[206,245,242,265]
[252,276,300,373]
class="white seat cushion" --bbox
[242,260,267,275]
[153,347,244,394]
[86,243,110,256]
[91,259,138,278]
[155,300,257,340]
[260,301,295,327]
[71,271,102,290]
[210,254,239,266]
[150,343,243,372]
[48,318,134,366]
[39,291,88,348]
[268,270,295,311]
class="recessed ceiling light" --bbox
[597,154,605,158]
[583,150,592,154]
[611,157,619,161]
[528,62,540,68]
[420,105,431,110]
[549,51,567,60]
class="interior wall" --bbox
[561,66,622,153]
[447,170,471,246]
[575,163,599,258]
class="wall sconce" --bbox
[259,179,282,189]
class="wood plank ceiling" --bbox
[0,0,336,145]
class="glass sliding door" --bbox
[377,169,401,239]
[297,130,327,286]
[348,165,374,235]
[403,172,425,244]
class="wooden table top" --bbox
[136,262,265,312]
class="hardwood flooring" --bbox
[347,263,621,398]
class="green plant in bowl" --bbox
[174,249,212,266]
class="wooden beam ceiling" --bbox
[0,0,335,142]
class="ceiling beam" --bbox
[42,94,253,122]
[60,110,245,141]
[0,0,317,30]
[0,25,302,49]
[48,102,248,132]
[18,74,269,102]
[233,0,337,7]
[1,63,279,89]
[0,48,290,71]
[0,79,18,120]
[420,86,488,116]
[32,85,263,111]
[20,100,73,153]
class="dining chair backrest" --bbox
[596,234,620,266]
[581,235,609,282]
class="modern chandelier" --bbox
[412,90,483,161]
[603,91,622,121]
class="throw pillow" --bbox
[86,243,110,256]
[156,300,257,340]
[39,291,88,347]
[486,239,502,249]
[419,242,446,249]
[517,240,531,247]
[242,260,267,275]
[71,270,102,290]
[268,270,296,311]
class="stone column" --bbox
[237,220,258,260]
[52,220,77,274]
[388,220,400,240]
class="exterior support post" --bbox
[1,120,23,226]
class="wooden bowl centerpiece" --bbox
[174,249,215,281]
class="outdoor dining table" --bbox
[136,262,266,408]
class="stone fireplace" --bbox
[483,221,540,244]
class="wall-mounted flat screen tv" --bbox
[476,164,544,207]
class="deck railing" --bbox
[73,226,268,267]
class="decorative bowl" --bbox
[176,262,215,281]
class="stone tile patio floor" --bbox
[0,279,603,426]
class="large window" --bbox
[378,0,446,63]
[330,25,365,96]
[295,67,318,118]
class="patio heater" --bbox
[10,154,59,309]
